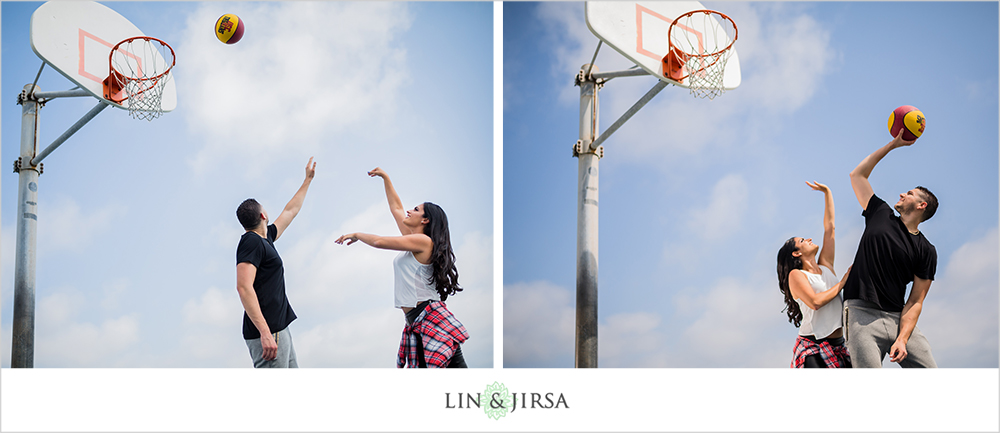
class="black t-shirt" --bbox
[236,224,296,339]
[842,195,937,312]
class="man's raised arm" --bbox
[849,129,915,210]
[273,157,317,240]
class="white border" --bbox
[2,2,999,433]
[1,369,998,431]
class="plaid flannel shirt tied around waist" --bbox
[397,300,470,368]
[791,335,851,368]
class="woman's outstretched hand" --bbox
[806,181,830,193]
[368,167,387,179]
[335,233,359,245]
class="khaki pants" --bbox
[246,326,298,368]
[843,299,937,368]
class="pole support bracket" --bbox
[573,140,603,159]
[16,89,45,108]
[13,157,42,175]
[574,70,606,89]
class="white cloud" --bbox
[37,289,86,325]
[294,308,405,368]
[291,257,493,368]
[687,173,749,240]
[920,227,999,367]
[178,2,414,175]
[446,230,495,367]
[676,276,792,367]
[536,2,638,105]
[223,202,495,367]
[100,278,130,311]
[454,230,494,292]
[0,226,12,366]
[282,202,494,308]
[503,280,575,367]
[177,288,271,367]
[281,202,403,309]
[197,219,247,278]
[617,91,743,158]
[4,273,142,367]
[183,286,244,328]
[36,196,126,254]
[504,275,792,368]
[535,3,838,163]
[1,2,493,370]
[443,274,494,368]
[34,289,141,367]
[177,327,249,368]
[599,312,672,367]
[208,219,245,251]
[729,4,837,111]
[174,286,250,367]
[941,227,998,283]
[0,324,10,368]
[2,225,14,288]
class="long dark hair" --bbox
[776,237,803,327]
[422,202,462,301]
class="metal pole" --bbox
[30,63,45,94]
[33,88,91,101]
[12,84,42,368]
[585,41,602,79]
[591,68,650,80]
[31,100,109,166]
[574,65,601,368]
[590,80,668,151]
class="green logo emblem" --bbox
[480,381,512,420]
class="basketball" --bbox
[887,105,926,141]
[215,14,244,44]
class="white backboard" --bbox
[30,1,177,111]
[585,1,741,90]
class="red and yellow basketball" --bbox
[215,14,245,45]
[887,105,926,141]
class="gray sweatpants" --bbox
[245,327,298,368]
[843,299,937,368]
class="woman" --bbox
[776,181,851,368]
[335,167,469,368]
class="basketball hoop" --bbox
[662,10,737,99]
[102,36,176,120]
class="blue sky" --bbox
[504,2,998,368]
[2,1,493,368]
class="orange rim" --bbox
[103,36,175,104]
[662,9,738,83]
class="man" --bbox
[844,130,938,367]
[235,157,317,368]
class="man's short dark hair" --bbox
[237,198,263,230]
[915,186,938,222]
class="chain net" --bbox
[668,10,737,100]
[108,37,175,120]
